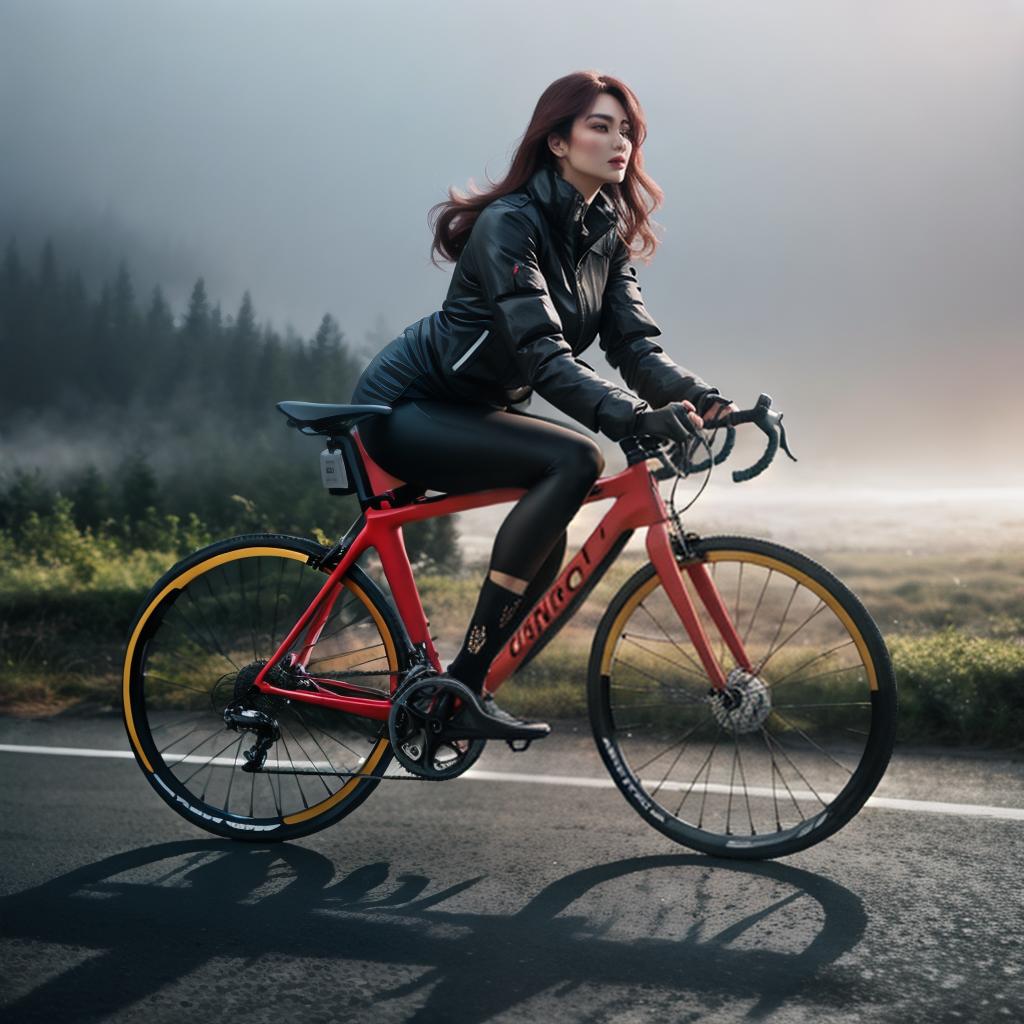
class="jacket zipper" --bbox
[451,328,490,371]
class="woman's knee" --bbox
[553,436,605,488]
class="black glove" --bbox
[634,402,701,443]
[690,387,733,418]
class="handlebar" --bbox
[620,393,797,483]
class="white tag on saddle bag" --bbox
[320,447,349,492]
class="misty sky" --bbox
[1,0,1022,486]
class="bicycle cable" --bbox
[668,426,717,518]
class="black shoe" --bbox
[421,675,549,742]
[478,693,550,740]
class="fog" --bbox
[2,0,1022,487]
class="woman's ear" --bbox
[547,132,567,158]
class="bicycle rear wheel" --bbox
[123,533,408,841]
[589,535,897,859]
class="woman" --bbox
[352,70,735,737]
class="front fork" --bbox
[645,522,753,691]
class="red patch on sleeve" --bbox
[512,264,519,275]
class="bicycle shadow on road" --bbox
[0,840,867,1022]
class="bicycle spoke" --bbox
[769,708,854,776]
[710,562,726,667]
[296,711,373,763]
[760,729,783,831]
[269,556,287,655]
[634,716,711,773]
[289,705,347,777]
[143,673,213,699]
[616,655,704,695]
[163,605,237,672]
[281,720,332,797]
[158,721,204,756]
[637,602,705,677]
[756,580,798,673]
[696,728,722,829]
[184,584,242,670]
[734,730,756,835]
[648,731,693,798]
[674,726,722,820]
[236,559,259,664]
[742,569,772,647]
[276,727,310,809]
[148,710,207,734]
[200,569,245,657]
[734,561,744,643]
[726,728,739,835]
[223,735,244,814]
[148,636,223,682]
[769,662,865,693]
[768,638,857,688]
[773,701,871,710]
[760,724,829,809]
[306,639,387,670]
[620,633,709,685]
[755,600,828,674]
[305,595,367,648]
[179,733,243,787]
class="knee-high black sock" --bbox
[494,532,567,640]
[447,576,525,693]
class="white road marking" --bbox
[2,743,1022,821]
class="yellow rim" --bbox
[600,548,877,691]
[123,546,398,824]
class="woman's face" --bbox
[548,93,634,200]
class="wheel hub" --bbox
[709,668,772,734]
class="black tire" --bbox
[588,536,897,859]
[122,534,409,842]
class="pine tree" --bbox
[118,450,160,529]
[69,464,111,531]
[227,291,259,417]
[109,262,139,397]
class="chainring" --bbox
[387,676,486,780]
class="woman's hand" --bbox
[636,401,705,441]
[699,398,740,427]
[679,399,704,431]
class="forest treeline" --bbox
[0,237,459,570]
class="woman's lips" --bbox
[609,158,626,167]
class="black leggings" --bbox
[358,400,604,582]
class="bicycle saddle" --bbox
[277,401,391,434]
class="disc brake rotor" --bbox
[709,668,772,734]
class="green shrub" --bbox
[889,629,1024,747]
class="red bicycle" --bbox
[122,395,896,859]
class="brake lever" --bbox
[776,414,798,462]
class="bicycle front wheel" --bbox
[589,535,897,859]
[123,533,408,842]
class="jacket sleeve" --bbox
[599,236,713,409]
[467,205,646,440]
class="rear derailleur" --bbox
[222,704,280,772]
[220,658,294,772]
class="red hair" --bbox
[428,70,664,267]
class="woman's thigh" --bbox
[357,400,603,494]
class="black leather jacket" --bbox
[352,165,714,439]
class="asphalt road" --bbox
[1,714,1022,1024]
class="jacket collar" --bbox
[525,165,618,255]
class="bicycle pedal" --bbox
[506,738,533,753]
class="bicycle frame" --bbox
[251,446,755,719]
